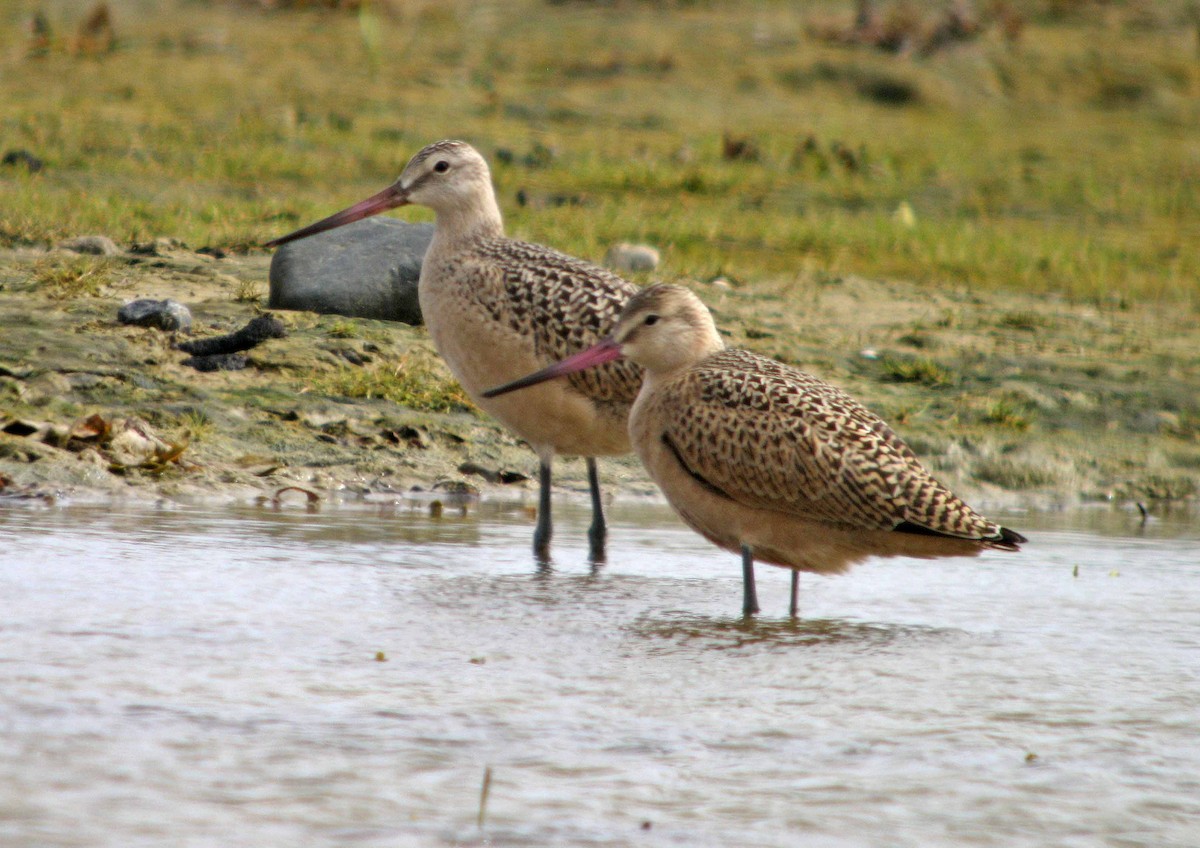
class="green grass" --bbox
[1,1,1198,306]
[974,457,1060,490]
[324,319,363,339]
[28,256,115,299]
[879,354,956,387]
[231,278,262,303]
[996,310,1052,331]
[176,408,215,442]
[981,398,1034,431]
[1131,473,1199,500]
[312,352,473,413]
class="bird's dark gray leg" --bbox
[585,457,606,563]
[741,544,759,617]
[534,460,552,563]
[789,570,799,619]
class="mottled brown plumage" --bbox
[436,234,643,411]
[267,140,642,560]
[647,345,1020,549]
[656,347,1006,540]
[485,283,1026,615]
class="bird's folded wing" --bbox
[476,240,644,403]
[660,349,999,540]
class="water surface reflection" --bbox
[629,612,953,654]
[0,496,1196,848]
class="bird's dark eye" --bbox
[433,160,450,173]
[644,314,660,326]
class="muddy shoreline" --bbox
[2,243,1197,516]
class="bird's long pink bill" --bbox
[482,339,624,398]
[264,183,408,248]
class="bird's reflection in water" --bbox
[629,612,955,655]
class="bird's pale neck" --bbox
[631,322,726,380]
[428,187,505,247]
[694,320,726,359]
[670,324,726,375]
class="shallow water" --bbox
[1,497,1197,848]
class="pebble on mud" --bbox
[130,237,188,256]
[59,235,121,256]
[118,298,193,333]
[604,242,660,273]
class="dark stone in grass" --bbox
[60,235,121,256]
[334,347,369,366]
[268,217,433,326]
[176,314,286,357]
[2,149,43,172]
[857,74,920,106]
[118,299,193,332]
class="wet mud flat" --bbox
[1,243,1198,515]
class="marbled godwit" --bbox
[484,284,1027,616]
[266,140,641,562]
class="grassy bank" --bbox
[1,241,1197,508]
[1,1,1198,507]
[1,0,1197,306]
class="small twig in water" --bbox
[477,766,493,829]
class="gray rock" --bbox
[59,235,121,256]
[604,242,660,273]
[175,315,286,357]
[130,237,187,256]
[268,218,434,325]
[2,149,44,172]
[118,298,193,332]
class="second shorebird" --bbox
[266,140,642,562]
[484,284,1027,617]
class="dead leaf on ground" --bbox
[69,413,111,443]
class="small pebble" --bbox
[605,242,660,273]
[894,201,917,228]
[59,235,120,256]
[130,237,186,256]
[118,298,193,332]
[2,149,44,172]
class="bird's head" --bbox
[264,139,497,248]
[608,284,723,374]
[481,284,722,400]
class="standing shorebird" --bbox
[266,140,642,562]
[484,284,1027,617]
